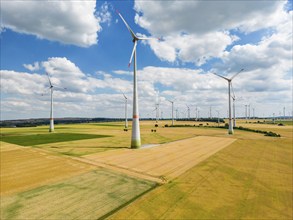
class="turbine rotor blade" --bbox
[128,40,137,67]
[119,89,127,99]
[46,72,53,86]
[53,85,67,90]
[212,72,229,81]
[137,36,155,41]
[41,88,50,96]
[231,68,244,80]
[116,10,137,39]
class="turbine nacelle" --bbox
[212,68,244,82]
[45,72,67,91]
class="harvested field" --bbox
[0,142,94,195]
[1,121,291,219]
[0,169,156,220]
[84,136,236,182]
[109,133,292,219]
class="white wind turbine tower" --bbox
[231,83,236,127]
[155,91,160,123]
[186,105,191,120]
[122,93,128,129]
[244,104,248,122]
[195,106,198,121]
[117,10,155,148]
[44,72,66,132]
[213,69,244,134]
[168,100,175,126]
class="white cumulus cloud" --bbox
[134,0,289,66]
[23,62,40,71]
[1,0,103,47]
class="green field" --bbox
[0,169,155,219]
[1,120,292,219]
[1,133,111,146]
[1,122,207,156]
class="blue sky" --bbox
[1,0,164,74]
[1,0,292,120]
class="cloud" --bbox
[1,56,291,120]
[134,1,283,36]
[148,32,237,65]
[1,70,46,95]
[134,1,289,66]
[1,57,133,119]
[96,2,112,26]
[112,70,132,75]
[23,62,40,71]
[1,0,104,47]
[204,7,293,114]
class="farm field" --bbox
[0,142,95,195]
[109,121,293,219]
[0,169,155,219]
[84,136,236,183]
[0,140,156,219]
[1,119,292,219]
[1,121,229,156]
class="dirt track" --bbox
[83,136,236,183]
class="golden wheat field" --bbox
[0,120,292,219]
[0,142,95,195]
[84,136,236,183]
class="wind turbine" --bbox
[44,72,66,132]
[231,83,236,127]
[122,93,128,129]
[195,106,198,121]
[117,10,155,149]
[186,105,190,120]
[155,91,160,123]
[168,100,174,126]
[245,104,248,122]
[212,69,244,134]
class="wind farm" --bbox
[1,1,292,220]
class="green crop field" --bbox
[0,169,156,219]
[1,120,292,219]
[1,133,111,146]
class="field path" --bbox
[82,136,236,183]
